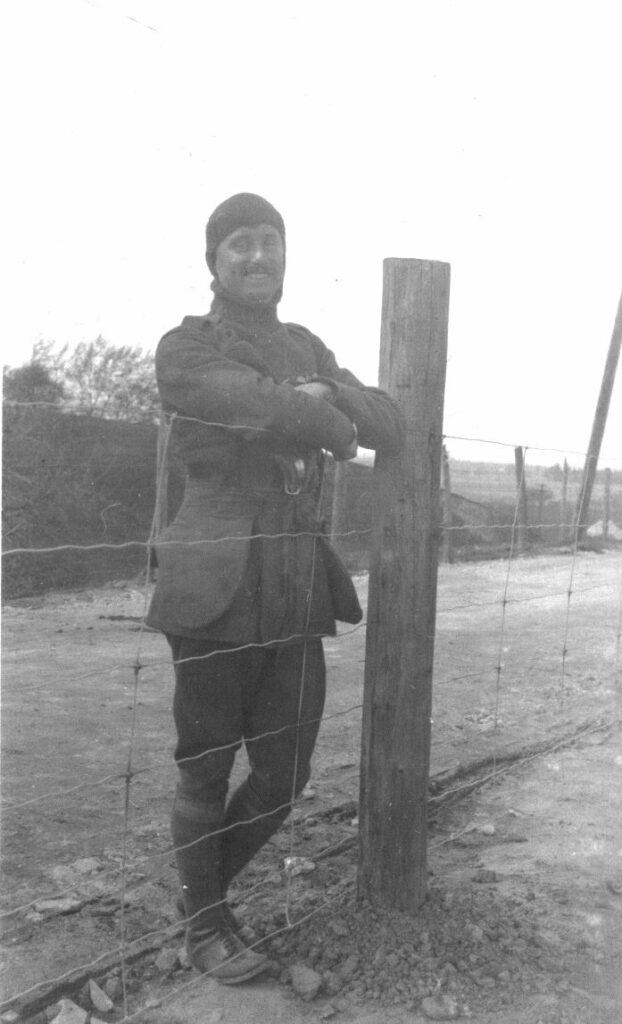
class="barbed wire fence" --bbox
[1,400,621,1021]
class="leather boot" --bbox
[221,779,292,890]
[175,893,255,943]
[172,793,268,983]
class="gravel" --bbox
[249,881,588,1016]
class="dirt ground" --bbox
[1,548,621,1023]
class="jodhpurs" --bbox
[167,635,326,892]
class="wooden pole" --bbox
[560,458,569,543]
[441,444,454,563]
[603,467,611,540]
[538,484,546,542]
[330,460,348,550]
[514,447,528,552]
[575,290,622,539]
[155,416,170,538]
[358,258,450,913]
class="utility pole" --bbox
[575,290,622,538]
[358,258,450,913]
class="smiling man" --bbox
[147,192,401,982]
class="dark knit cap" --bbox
[205,193,286,273]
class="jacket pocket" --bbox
[147,515,253,631]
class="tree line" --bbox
[3,337,159,422]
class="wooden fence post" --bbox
[603,467,611,540]
[330,460,348,551]
[560,458,569,543]
[154,416,170,538]
[358,258,450,914]
[538,484,546,543]
[514,447,528,552]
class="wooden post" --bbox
[441,444,454,563]
[514,447,528,552]
[538,484,546,542]
[155,416,170,538]
[330,460,348,550]
[358,258,450,913]
[603,467,611,540]
[575,290,622,539]
[560,458,569,543]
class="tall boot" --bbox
[172,793,268,983]
[220,779,292,890]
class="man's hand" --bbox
[332,426,358,462]
[295,381,335,401]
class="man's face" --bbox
[214,223,285,304]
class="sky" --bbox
[3,0,621,466]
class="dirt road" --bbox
[1,549,621,1022]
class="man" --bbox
[147,193,401,983]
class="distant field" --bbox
[447,460,622,531]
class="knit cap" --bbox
[205,193,286,273]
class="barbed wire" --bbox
[2,638,618,924]
[2,407,621,1018]
[4,573,616,705]
[443,433,622,463]
[4,708,619,1013]
[6,399,622,464]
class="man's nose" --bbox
[249,242,267,263]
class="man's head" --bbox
[206,193,286,305]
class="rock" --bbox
[73,858,101,874]
[34,898,82,916]
[339,954,359,980]
[103,976,121,1001]
[177,946,191,970]
[283,857,316,877]
[471,869,497,883]
[290,963,323,1000]
[479,824,496,836]
[25,911,44,924]
[1,1011,21,1023]
[465,923,484,943]
[88,980,113,1013]
[155,948,179,974]
[421,994,462,1020]
[50,866,76,888]
[48,1000,87,1024]
[319,1006,337,1020]
[324,972,343,996]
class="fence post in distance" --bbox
[514,446,528,553]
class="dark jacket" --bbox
[146,295,401,641]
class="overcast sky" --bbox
[4,0,621,466]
